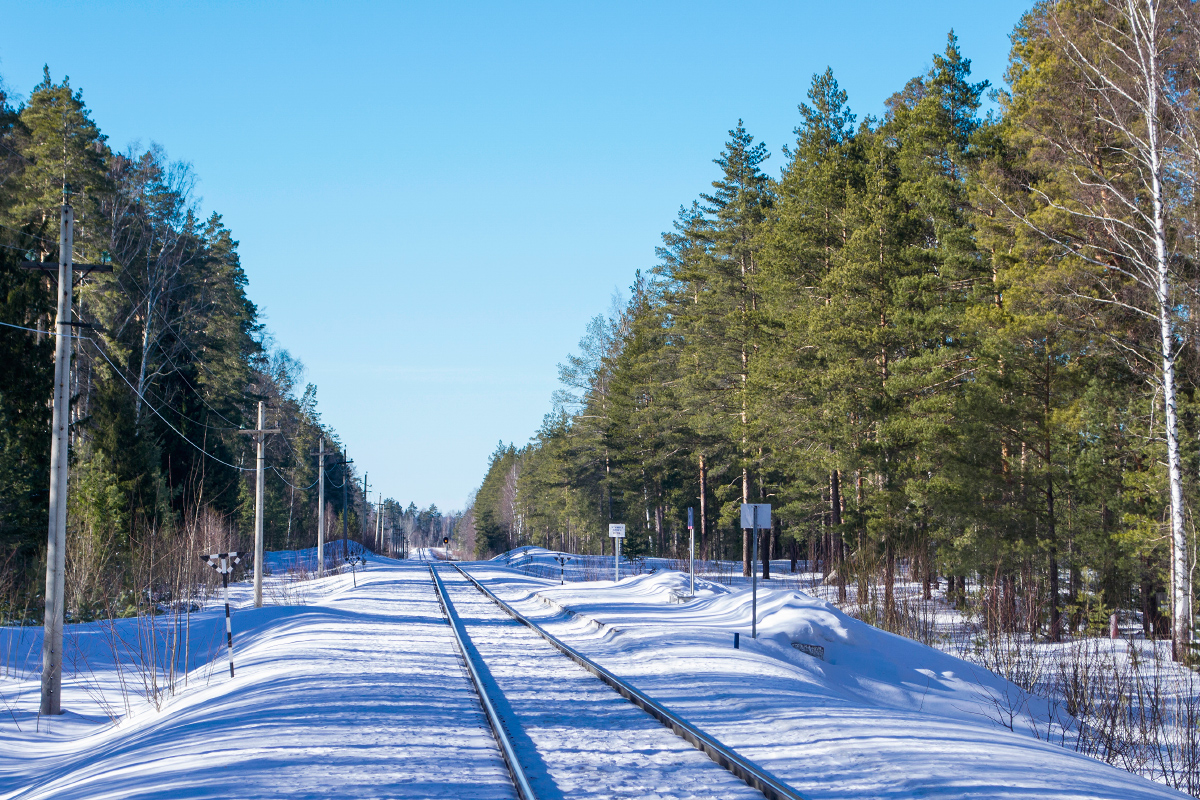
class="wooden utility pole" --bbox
[239,401,279,607]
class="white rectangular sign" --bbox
[740,503,771,529]
[608,523,626,538]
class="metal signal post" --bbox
[741,504,770,639]
[608,523,626,581]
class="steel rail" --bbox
[451,563,808,800]
[429,565,538,800]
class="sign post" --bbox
[687,507,695,597]
[608,523,626,581]
[201,552,244,677]
[740,504,770,639]
[554,554,571,585]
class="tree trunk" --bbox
[831,470,846,603]
[760,529,770,579]
[698,454,709,561]
[1003,572,1017,633]
[884,539,895,623]
[1136,6,1190,659]
[1047,461,1061,642]
[134,291,154,426]
[741,467,751,576]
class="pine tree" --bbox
[15,67,109,242]
[759,67,861,596]
[676,122,773,573]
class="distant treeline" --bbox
[0,67,443,620]
[468,3,1200,660]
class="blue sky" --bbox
[1,1,1032,511]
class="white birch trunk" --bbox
[1136,0,1190,660]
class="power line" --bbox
[123,339,245,430]
[0,221,55,246]
[84,337,256,472]
[78,333,244,434]
[0,138,32,165]
[272,465,319,491]
[1,319,307,476]
[0,318,49,336]
[4,322,325,480]
[5,323,321,480]
[52,251,252,431]
[101,264,252,429]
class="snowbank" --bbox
[470,564,1186,800]
[1,552,1187,799]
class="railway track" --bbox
[428,563,807,800]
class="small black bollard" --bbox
[734,632,740,649]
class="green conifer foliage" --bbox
[0,67,355,614]
[15,67,109,236]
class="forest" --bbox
[0,66,452,622]
[468,0,1200,661]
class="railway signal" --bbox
[740,504,770,639]
[201,551,244,677]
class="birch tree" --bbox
[1002,0,1194,658]
[103,145,200,427]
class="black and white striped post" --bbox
[200,552,244,677]
[554,553,571,585]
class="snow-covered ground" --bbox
[437,568,762,799]
[501,546,1200,792]
[0,548,1190,798]
[469,563,1187,799]
[1,555,516,799]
